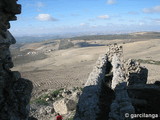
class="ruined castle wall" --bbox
[0,1,33,119]
[85,54,108,87]
[74,54,108,120]
[109,54,135,120]
[75,44,159,120]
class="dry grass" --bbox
[12,38,160,98]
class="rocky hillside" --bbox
[29,87,82,120]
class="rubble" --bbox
[29,87,82,120]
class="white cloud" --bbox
[151,18,160,23]
[36,14,57,21]
[107,0,116,5]
[80,23,87,26]
[98,15,110,19]
[143,5,160,13]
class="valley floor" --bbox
[12,39,160,99]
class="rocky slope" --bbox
[29,87,82,120]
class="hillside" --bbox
[9,32,160,119]
[70,32,160,41]
[11,32,160,100]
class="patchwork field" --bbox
[11,33,160,99]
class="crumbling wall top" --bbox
[0,0,21,44]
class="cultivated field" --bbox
[11,32,160,99]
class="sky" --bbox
[10,0,160,36]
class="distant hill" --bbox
[70,32,160,40]
[15,36,62,43]
[14,32,160,44]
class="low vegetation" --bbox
[12,49,47,66]
[31,98,49,105]
[30,88,64,105]
[70,32,160,40]
[58,40,74,50]
[137,59,160,65]
[67,118,74,120]
[50,88,64,97]
[30,87,83,105]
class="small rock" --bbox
[45,98,50,102]
[45,106,54,114]
[39,107,47,115]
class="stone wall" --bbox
[74,44,160,120]
[74,54,108,120]
[108,45,135,120]
[0,1,33,119]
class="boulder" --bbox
[53,98,76,115]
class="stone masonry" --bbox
[108,44,135,120]
[74,54,108,120]
[74,44,160,120]
[0,0,33,120]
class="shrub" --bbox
[50,88,64,97]
[30,88,64,105]
[137,59,160,65]
[30,98,49,105]
[67,117,74,120]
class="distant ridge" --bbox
[15,32,160,44]
[70,32,160,40]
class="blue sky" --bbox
[10,0,160,36]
